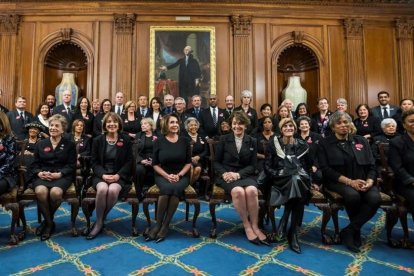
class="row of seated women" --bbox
[0,108,414,254]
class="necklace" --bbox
[106,135,117,145]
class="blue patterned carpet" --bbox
[0,201,413,275]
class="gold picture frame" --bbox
[149,26,216,103]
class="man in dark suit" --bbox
[7,96,34,140]
[160,45,201,102]
[137,95,149,121]
[53,90,75,132]
[111,91,125,115]
[222,95,235,120]
[0,89,9,113]
[162,94,176,114]
[199,95,225,139]
[371,91,400,121]
[185,95,203,120]
[45,94,56,116]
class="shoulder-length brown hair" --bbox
[102,112,123,133]
[0,112,12,138]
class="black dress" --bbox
[72,111,94,136]
[353,116,381,143]
[121,113,141,139]
[264,137,311,207]
[152,136,191,197]
[31,137,77,192]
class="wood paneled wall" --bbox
[0,1,413,116]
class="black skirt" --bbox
[216,177,257,194]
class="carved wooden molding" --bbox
[0,15,21,35]
[114,13,136,35]
[396,18,414,40]
[292,31,305,44]
[343,18,363,39]
[60,28,73,41]
[231,15,252,36]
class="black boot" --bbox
[288,229,301,254]
[276,203,293,241]
[340,225,360,253]
[156,196,179,243]
[354,229,362,248]
[288,202,303,254]
[146,195,169,241]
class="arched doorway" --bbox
[277,44,319,114]
[43,42,88,104]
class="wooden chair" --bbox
[206,138,266,238]
[0,188,19,245]
[18,139,80,239]
[80,156,139,236]
[142,142,201,238]
[378,142,411,248]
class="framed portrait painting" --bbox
[149,26,216,104]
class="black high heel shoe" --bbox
[86,225,103,240]
[36,221,46,236]
[259,237,271,246]
[288,231,301,254]
[340,227,360,253]
[40,222,55,241]
[248,237,260,245]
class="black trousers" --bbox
[0,179,9,195]
[328,182,381,230]
[396,185,414,214]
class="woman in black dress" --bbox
[146,113,192,242]
[353,104,381,143]
[147,97,164,131]
[234,90,258,135]
[183,117,208,187]
[311,97,333,137]
[93,99,112,137]
[318,111,380,253]
[33,103,50,138]
[122,100,141,140]
[0,112,17,196]
[389,108,414,219]
[68,119,91,168]
[134,117,159,200]
[214,111,269,245]
[23,122,45,188]
[86,112,133,239]
[256,116,275,172]
[264,117,311,253]
[32,114,77,241]
[72,97,94,137]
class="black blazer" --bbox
[146,110,165,130]
[310,111,333,137]
[0,104,9,113]
[65,133,91,157]
[199,107,226,139]
[353,116,382,139]
[388,133,414,187]
[72,111,94,136]
[7,109,34,140]
[318,134,376,185]
[214,133,257,182]
[233,106,259,135]
[31,137,77,180]
[222,108,234,121]
[133,130,160,164]
[91,134,133,183]
[92,112,107,137]
[185,107,204,120]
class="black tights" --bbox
[35,186,64,226]
[328,182,381,231]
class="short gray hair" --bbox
[380,118,397,129]
[328,111,352,129]
[49,114,68,131]
[336,98,348,105]
[184,117,200,132]
[174,97,186,105]
[141,117,156,131]
[240,89,252,99]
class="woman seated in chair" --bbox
[371,118,399,165]
[86,112,133,240]
[146,113,192,243]
[389,108,414,220]
[318,111,380,253]
[183,117,208,188]
[134,117,159,200]
[67,119,91,168]
[264,117,312,253]
[214,111,269,245]
[23,122,45,188]
[31,114,77,241]
[0,112,17,196]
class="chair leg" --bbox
[130,200,139,237]
[209,202,217,238]
[319,204,333,244]
[269,206,277,233]
[5,203,19,245]
[143,201,151,237]
[185,202,190,221]
[68,198,80,237]
[81,198,95,236]
[398,205,410,248]
[385,207,399,247]
[191,200,200,238]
